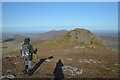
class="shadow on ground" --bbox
[30,56,53,76]
[53,59,64,80]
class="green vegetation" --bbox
[59,32,71,42]
[92,41,106,48]
[70,41,86,46]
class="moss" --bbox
[69,41,86,46]
[92,41,106,48]
[71,41,80,46]
[80,42,85,46]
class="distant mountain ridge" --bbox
[38,30,68,40]
[2,30,68,43]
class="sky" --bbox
[2,2,118,33]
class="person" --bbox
[20,38,37,75]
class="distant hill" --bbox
[41,28,106,48]
[2,30,68,44]
[37,30,68,40]
[2,34,27,42]
[99,35,118,51]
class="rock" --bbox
[112,70,116,72]
[79,59,102,64]
[7,70,12,73]
[97,61,101,64]
[2,74,15,80]
[62,65,83,76]
[73,46,86,49]
[67,58,72,61]
[112,49,115,51]
[76,69,83,75]
[81,46,86,48]
[114,64,118,66]
[89,45,95,48]
[14,62,17,65]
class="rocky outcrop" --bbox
[62,65,83,76]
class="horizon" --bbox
[2,2,118,33]
[2,28,118,34]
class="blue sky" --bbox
[2,2,118,33]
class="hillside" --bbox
[38,28,106,49]
[37,30,68,40]
[2,28,118,79]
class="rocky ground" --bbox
[2,46,119,79]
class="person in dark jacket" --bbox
[20,38,37,75]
